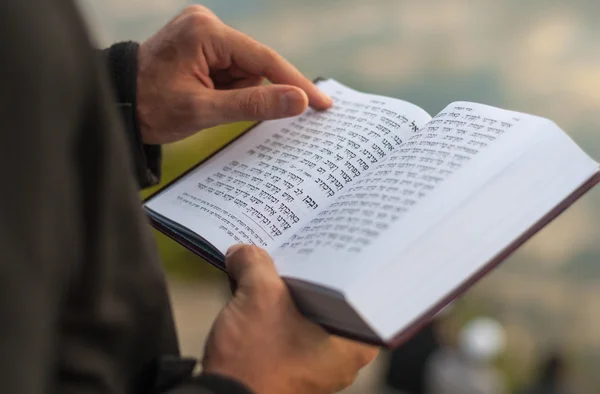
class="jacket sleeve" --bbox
[166,374,254,394]
[103,42,162,189]
[148,357,254,394]
[102,44,255,394]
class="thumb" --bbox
[209,85,309,123]
[224,245,280,295]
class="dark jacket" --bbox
[0,1,250,393]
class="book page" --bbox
[144,80,431,254]
[273,102,545,289]
[351,110,598,341]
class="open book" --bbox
[144,79,600,346]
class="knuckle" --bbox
[331,338,378,371]
[341,340,379,369]
[244,90,269,117]
[265,276,287,295]
[234,244,260,261]
[356,346,379,367]
[256,279,287,310]
[253,245,272,261]
[184,6,219,26]
[187,12,213,27]
[184,4,213,16]
[234,245,272,265]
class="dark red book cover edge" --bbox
[150,171,600,347]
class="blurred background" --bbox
[78,0,600,392]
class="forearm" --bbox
[102,42,161,188]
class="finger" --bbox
[204,84,308,124]
[180,4,219,20]
[225,245,280,294]
[226,27,333,110]
[352,343,380,368]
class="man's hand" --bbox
[137,5,332,144]
[202,245,379,394]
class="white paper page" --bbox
[144,79,431,254]
[273,102,545,290]
[359,122,598,340]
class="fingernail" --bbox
[282,89,306,116]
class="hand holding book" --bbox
[203,244,378,394]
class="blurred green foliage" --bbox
[140,122,255,281]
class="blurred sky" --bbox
[77,0,600,385]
